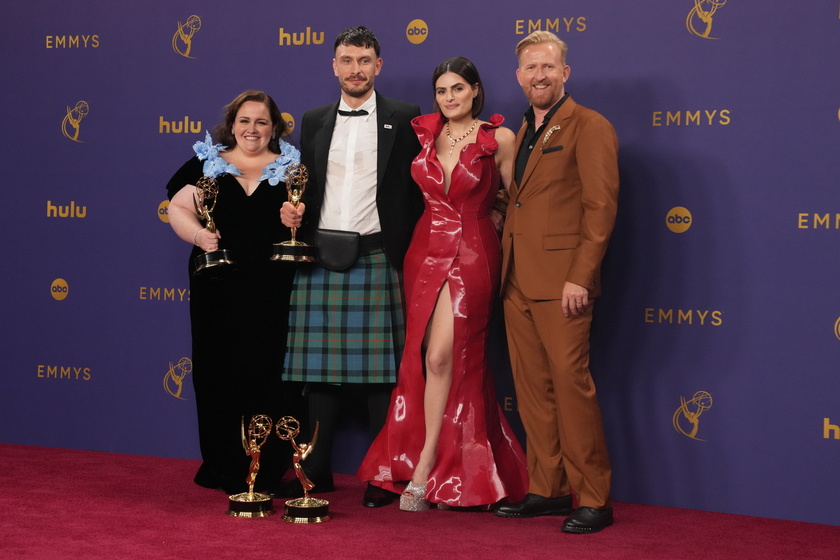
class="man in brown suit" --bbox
[494,31,619,534]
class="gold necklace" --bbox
[445,119,478,156]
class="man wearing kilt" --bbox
[279,26,423,508]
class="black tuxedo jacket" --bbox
[297,91,423,270]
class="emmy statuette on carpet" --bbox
[226,415,276,518]
[270,162,315,263]
[192,176,237,276]
[275,416,330,523]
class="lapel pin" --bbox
[542,125,561,144]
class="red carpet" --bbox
[1,444,838,559]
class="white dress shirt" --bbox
[319,95,380,234]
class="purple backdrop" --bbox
[1,0,839,526]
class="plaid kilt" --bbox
[283,250,405,384]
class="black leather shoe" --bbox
[362,483,397,508]
[494,493,574,518]
[561,506,614,533]
[267,478,335,499]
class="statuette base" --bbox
[281,497,330,523]
[226,492,275,518]
[270,241,315,263]
[193,249,237,276]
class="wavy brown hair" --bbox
[212,90,286,153]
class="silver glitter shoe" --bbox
[399,481,430,512]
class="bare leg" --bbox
[409,282,454,487]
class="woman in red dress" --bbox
[358,57,528,510]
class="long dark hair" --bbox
[212,90,286,153]
[431,56,484,119]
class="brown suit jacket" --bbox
[501,96,619,300]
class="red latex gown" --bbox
[357,113,528,507]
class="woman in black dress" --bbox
[166,90,299,494]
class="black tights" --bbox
[302,383,393,481]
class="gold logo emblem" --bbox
[158,200,170,223]
[50,278,70,301]
[666,206,693,233]
[834,317,840,341]
[278,27,325,46]
[406,19,429,44]
[172,15,202,58]
[673,391,713,440]
[61,101,89,142]
[164,357,192,399]
[686,0,727,39]
[281,112,295,136]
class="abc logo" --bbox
[666,206,692,233]
[158,200,170,223]
[406,19,429,44]
[51,278,69,301]
[281,112,295,136]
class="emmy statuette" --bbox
[226,415,276,518]
[270,162,315,263]
[275,416,330,523]
[193,176,237,276]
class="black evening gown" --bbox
[166,156,298,494]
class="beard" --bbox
[524,86,562,110]
[340,76,374,98]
